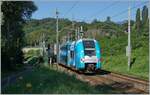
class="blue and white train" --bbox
[59,39,101,72]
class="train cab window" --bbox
[83,40,96,56]
[84,49,95,56]
[83,40,95,48]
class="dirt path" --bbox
[1,65,33,89]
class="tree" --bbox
[1,1,37,70]
[25,29,51,46]
[142,5,148,26]
[135,8,141,34]
[92,19,98,24]
[141,5,149,35]
[105,16,111,23]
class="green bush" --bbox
[24,49,41,60]
[97,28,148,80]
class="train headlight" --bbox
[96,58,99,62]
[80,58,85,63]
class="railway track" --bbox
[99,70,149,93]
[57,63,149,94]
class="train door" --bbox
[70,50,74,66]
[70,42,75,67]
[67,49,70,66]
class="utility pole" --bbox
[72,14,75,41]
[56,9,59,63]
[67,30,70,41]
[77,28,78,40]
[80,26,83,39]
[140,8,142,20]
[42,33,45,56]
[127,4,131,71]
[75,28,77,41]
[77,27,80,40]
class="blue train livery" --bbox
[59,39,101,72]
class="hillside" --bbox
[23,17,125,46]
[23,18,72,45]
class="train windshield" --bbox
[84,49,95,56]
[83,40,95,48]
[83,40,96,56]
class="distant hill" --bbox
[116,20,128,25]
[23,17,127,46]
[116,20,135,25]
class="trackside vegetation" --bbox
[2,65,123,94]
[96,6,149,80]
[96,29,148,80]
[1,49,120,94]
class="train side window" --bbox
[71,51,74,58]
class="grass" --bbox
[2,65,122,94]
[102,46,149,80]
[98,30,149,80]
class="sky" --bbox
[31,0,149,23]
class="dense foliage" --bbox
[23,18,75,46]
[23,17,124,46]
[1,1,37,71]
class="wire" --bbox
[63,1,78,18]
[60,1,149,32]
[111,1,149,18]
[83,1,119,22]
[79,1,148,23]
[58,1,78,33]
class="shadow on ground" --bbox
[84,69,111,76]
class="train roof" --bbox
[78,38,96,41]
[60,41,72,48]
[70,41,75,50]
[76,38,97,44]
[60,39,98,49]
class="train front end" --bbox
[75,39,101,72]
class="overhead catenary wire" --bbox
[58,2,79,42]
[49,1,78,34]
[79,1,149,23]
[57,1,149,33]
[62,1,78,18]
[83,1,119,22]
[64,2,116,22]
[57,1,79,33]
[61,1,119,31]
[49,1,78,32]
[111,1,149,19]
